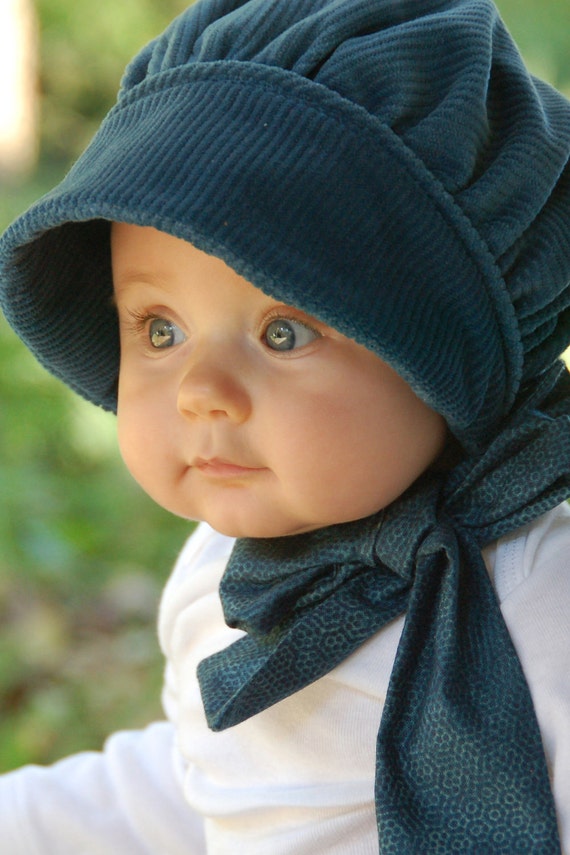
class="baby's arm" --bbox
[0,717,205,853]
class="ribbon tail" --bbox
[374,531,561,853]
[197,634,279,731]
[199,571,408,731]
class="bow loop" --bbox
[220,510,388,636]
[201,511,412,730]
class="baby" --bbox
[1,0,569,852]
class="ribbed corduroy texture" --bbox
[1,0,570,449]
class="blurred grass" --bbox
[0,0,191,771]
[0,278,194,769]
[0,0,569,772]
[498,0,570,93]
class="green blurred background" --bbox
[0,0,569,771]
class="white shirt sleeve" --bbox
[0,717,206,853]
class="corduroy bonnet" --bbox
[1,0,570,452]
[2,0,570,852]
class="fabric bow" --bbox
[198,364,570,853]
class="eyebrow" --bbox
[112,270,175,294]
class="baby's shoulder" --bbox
[486,502,570,604]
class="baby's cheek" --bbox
[117,412,145,483]
[116,392,156,483]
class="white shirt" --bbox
[1,503,569,853]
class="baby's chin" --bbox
[205,519,324,540]
[200,509,379,540]
[188,509,326,540]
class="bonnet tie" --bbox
[198,363,570,853]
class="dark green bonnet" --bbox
[1,0,570,453]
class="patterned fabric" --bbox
[198,363,570,852]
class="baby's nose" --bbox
[177,354,252,423]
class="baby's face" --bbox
[112,224,446,538]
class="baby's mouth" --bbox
[192,457,266,478]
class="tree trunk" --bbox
[0,0,38,181]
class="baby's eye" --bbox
[148,317,186,349]
[263,317,320,352]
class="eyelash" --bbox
[123,308,160,334]
[121,307,322,351]
[260,309,322,352]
